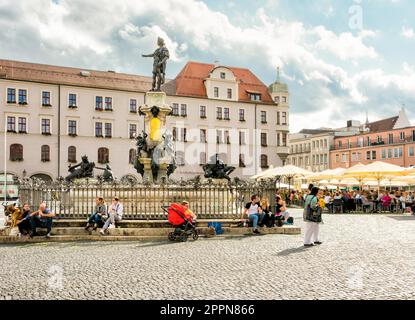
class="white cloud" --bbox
[401,26,415,39]
[0,0,412,133]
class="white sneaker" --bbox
[99,229,105,235]
[108,224,116,229]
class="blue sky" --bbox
[1,0,414,132]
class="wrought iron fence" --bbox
[17,177,277,220]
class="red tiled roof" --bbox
[0,59,152,92]
[366,116,398,133]
[169,61,274,104]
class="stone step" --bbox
[43,219,244,228]
[50,227,215,236]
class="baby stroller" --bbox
[162,203,198,242]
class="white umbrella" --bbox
[251,165,313,190]
[308,168,346,181]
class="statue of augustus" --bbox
[142,37,170,91]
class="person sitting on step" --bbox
[100,197,123,235]
[85,197,107,231]
[29,202,55,239]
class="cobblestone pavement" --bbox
[1,209,415,300]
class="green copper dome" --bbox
[268,67,288,93]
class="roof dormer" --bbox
[204,66,238,101]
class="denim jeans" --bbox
[88,213,103,225]
[30,216,53,233]
[249,213,263,229]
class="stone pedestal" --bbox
[140,158,153,183]
[140,91,172,133]
[136,91,174,184]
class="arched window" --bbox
[98,147,109,164]
[41,145,50,162]
[129,149,136,164]
[68,146,77,163]
[10,144,23,161]
[260,154,268,168]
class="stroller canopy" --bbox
[168,203,190,226]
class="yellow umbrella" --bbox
[344,161,407,192]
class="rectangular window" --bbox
[366,151,371,160]
[239,131,245,145]
[224,130,230,144]
[342,154,347,162]
[227,88,232,99]
[181,128,187,142]
[7,116,15,132]
[400,132,405,140]
[200,152,207,165]
[239,154,245,167]
[216,130,222,144]
[95,122,103,137]
[105,123,112,137]
[412,130,415,142]
[18,117,26,133]
[200,105,206,118]
[7,88,16,103]
[261,111,267,123]
[68,120,77,136]
[41,119,51,134]
[372,150,376,160]
[42,91,51,106]
[261,133,267,146]
[277,133,281,146]
[282,96,287,103]
[224,107,230,120]
[172,103,179,116]
[172,127,177,141]
[214,87,219,98]
[239,109,245,121]
[276,112,280,125]
[336,154,340,163]
[367,137,371,146]
[275,96,280,104]
[18,89,27,104]
[409,147,415,157]
[381,149,386,159]
[200,129,207,143]
[129,124,137,139]
[69,94,77,107]
[388,149,393,158]
[216,107,222,120]
[394,148,399,158]
[249,93,261,101]
[282,133,287,146]
[281,112,287,125]
[180,104,187,117]
[105,97,112,111]
[96,96,103,110]
[130,99,137,113]
[388,134,394,144]
[399,147,403,158]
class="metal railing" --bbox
[17,177,277,220]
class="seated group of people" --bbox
[85,197,124,235]
[3,196,125,238]
[4,202,55,238]
[242,194,292,234]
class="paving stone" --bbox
[1,209,414,299]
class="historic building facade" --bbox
[0,59,289,182]
[330,109,415,168]
[287,122,362,172]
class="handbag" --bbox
[306,196,322,223]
